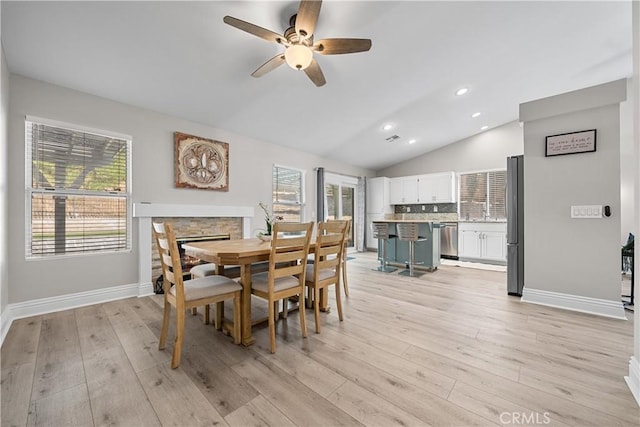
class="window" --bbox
[26,117,131,258]
[459,170,507,221]
[272,165,304,222]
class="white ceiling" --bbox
[1,1,633,171]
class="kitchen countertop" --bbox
[458,220,507,223]
[372,219,441,223]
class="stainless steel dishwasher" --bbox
[440,222,458,259]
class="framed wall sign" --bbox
[174,132,229,191]
[545,129,596,157]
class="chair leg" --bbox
[159,300,171,350]
[215,301,224,330]
[299,291,308,338]
[273,301,279,324]
[335,283,344,322]
[172,307,185,369]
[306,286,313,309]
[204,304,210,325]
[342,257,349,297]
[281,299,288,319]
[314,286,321,334]
[269,298,276,354]
[191,307,197,316]
[232,293,241,345]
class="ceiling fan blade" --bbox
[295,0,322,38]
[223,16,284,44]
[251,54,286,78]
[314,38,372,55]
[304,59,326,87]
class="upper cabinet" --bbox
[366,177,392,214]
[390,172,456,204]
[389,176,418,204]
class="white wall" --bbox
[7,74,372,304]
[520,79,626,316]
[377,121,523,177]
[1,45,9,322]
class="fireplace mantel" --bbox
[133,203,254,295]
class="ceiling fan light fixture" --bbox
[285,44,313,70]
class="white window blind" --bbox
[26,119,131,258]
[459,170,507,221]
[272,165,304,222]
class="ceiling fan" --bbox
[223,0,372,87]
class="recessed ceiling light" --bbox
[471,112,481,118]
[480,125,489,131]
[455,87,469,96]
[382,123,394,131]
[408,139,417,144]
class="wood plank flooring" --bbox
[2,252,638,426]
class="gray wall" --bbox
[377,121,524,177]
[521,79,625,302]
[621,78,635,244]
[7,74,372,304]
[1,44,8,317]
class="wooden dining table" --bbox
[182,237,319,346]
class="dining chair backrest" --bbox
[267,221,315,291]
[305,220,348,333]
[315,221,348,276]
[328,218,351,296]
[152,221,185,299]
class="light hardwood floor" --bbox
[2,252,639,426]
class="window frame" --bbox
[25,116,132,259]
[271,164,306,222]
[458,168,507,222]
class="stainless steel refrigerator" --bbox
[507,155,524,296]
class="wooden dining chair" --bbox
[250,221,314,353]
[305,221,348,333]
[329,218,351,297]
[152,222,242,368]
[189,263,217,324]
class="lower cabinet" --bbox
[377,222,441,270]
[458,222,507,263]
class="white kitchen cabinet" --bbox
[458,222,507,263]
[459,228,482,259]
[482,231,507,261]
[366,177,392,214]
[389,176,418,204]
[432,171,456,203]
[391,172,456,205]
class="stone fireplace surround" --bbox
[133,203,254,295]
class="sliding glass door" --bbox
[324,173,357,251]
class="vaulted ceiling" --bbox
[1,1,633,171]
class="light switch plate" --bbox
[571,205,603,218]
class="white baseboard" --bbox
[1,308,12,346]
[138,281,155,298]
[521,287,627,320]
[0,282,154,346]
[626,356,640,407]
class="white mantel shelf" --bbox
[133,203,254,296]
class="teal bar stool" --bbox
[372,222,397,273]
[397,222,425,278]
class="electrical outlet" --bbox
[433,206,438,213]
[571,205,602,218]
[422,205,426,211]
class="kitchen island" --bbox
[372,220,441,272]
